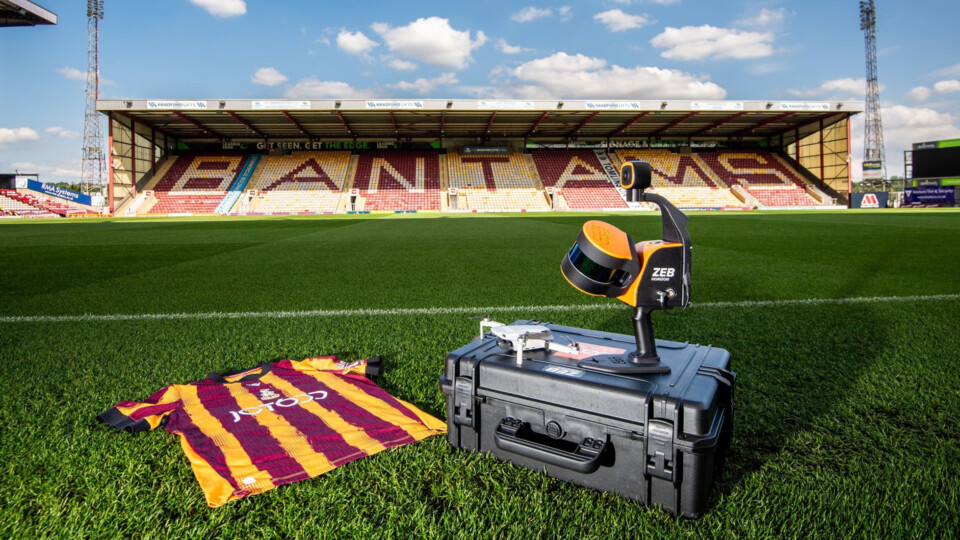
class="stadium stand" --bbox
[614,149,746,209]
[144,154,245,215]
[244,152,350,214]
[0,189,91,217]
[446,152,549,211]
[0,190,56,217]
[530,150,627,210]
[697,150,819,207]
[353,151,441,211]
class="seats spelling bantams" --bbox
[353,151,441,211]
[147,154,245,215]
[446,152,549,212]
[530,150,627,210]
[246,152,351,214]
[613,149,745,209]
[697,150,819,207]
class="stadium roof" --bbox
[0,0,56,27]
[97,98,863,144]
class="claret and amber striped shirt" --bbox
[98,356,446,507]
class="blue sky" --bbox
[2,0,959,183]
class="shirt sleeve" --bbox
[288,356,381,378]
[97,386,181,433]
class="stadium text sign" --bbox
[147,100,207,109]
[778,102,831,111]
[223,141,395,151]
[27,179,92,206]
[478,100,535,110]
[851,192,888,208]
[585,101,640,110]
[462,146,509,154]
[913,138,960,150]
[252,101,310,110]
[862,160,883,180]
[904,187,955,204]
[691,101,744,111]
[366,100,423,109]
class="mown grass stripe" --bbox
[2,293,958,324]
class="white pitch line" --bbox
[1,294,959,324]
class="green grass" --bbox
[1,210,959,538]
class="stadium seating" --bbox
[353,151,441,211]
[614,149,744,209]
[0,190,56,217]
[146,154,245,215]
[0,189,81,217]
[697,150,819,207]
[446,152,549,211]
[530,150,627,210]
[615,149,722,188]
[245,152,351,214]
[459,189,549,212]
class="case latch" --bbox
[453,377,475,427]
[646,419,675,481]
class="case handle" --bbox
[494,418,607,474]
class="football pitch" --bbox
[1,210,959,538]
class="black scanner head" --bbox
[620,161,651,202]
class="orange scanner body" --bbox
[616,240,683,308]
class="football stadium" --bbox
[2,1,960,538]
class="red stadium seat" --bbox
[147,153,244,215]
[354,151,441,211]
[530,150,627,209]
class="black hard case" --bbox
[440,321,735,518]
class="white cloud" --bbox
[0,127,39,147]
[788,78,877,99]
[45,127,80,140]
[933,80,960,94]
[386,58,418,71]
[511,7,552,22]
[372,17,487,70]
[189,0,246,17]
[651,25,775,60]
[283,78,374,99]
[388,73,458,95]
[594,9,651,32]
[931,63,960,78]
[251,67,288,87]
[497,39,531,54]
[511,6,573,22]
[51,167,82,179]
[5,161,82,182]
[906,86,933,102]
[337,30,379,57]
[905,80,960,102]
[738,8,786,27]
[56,67,86,81]
[502,52,726,99]
[850,104,960,179]
[745,62,787,75]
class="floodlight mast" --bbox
[860,0,886,181]
[81,0,105,197]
